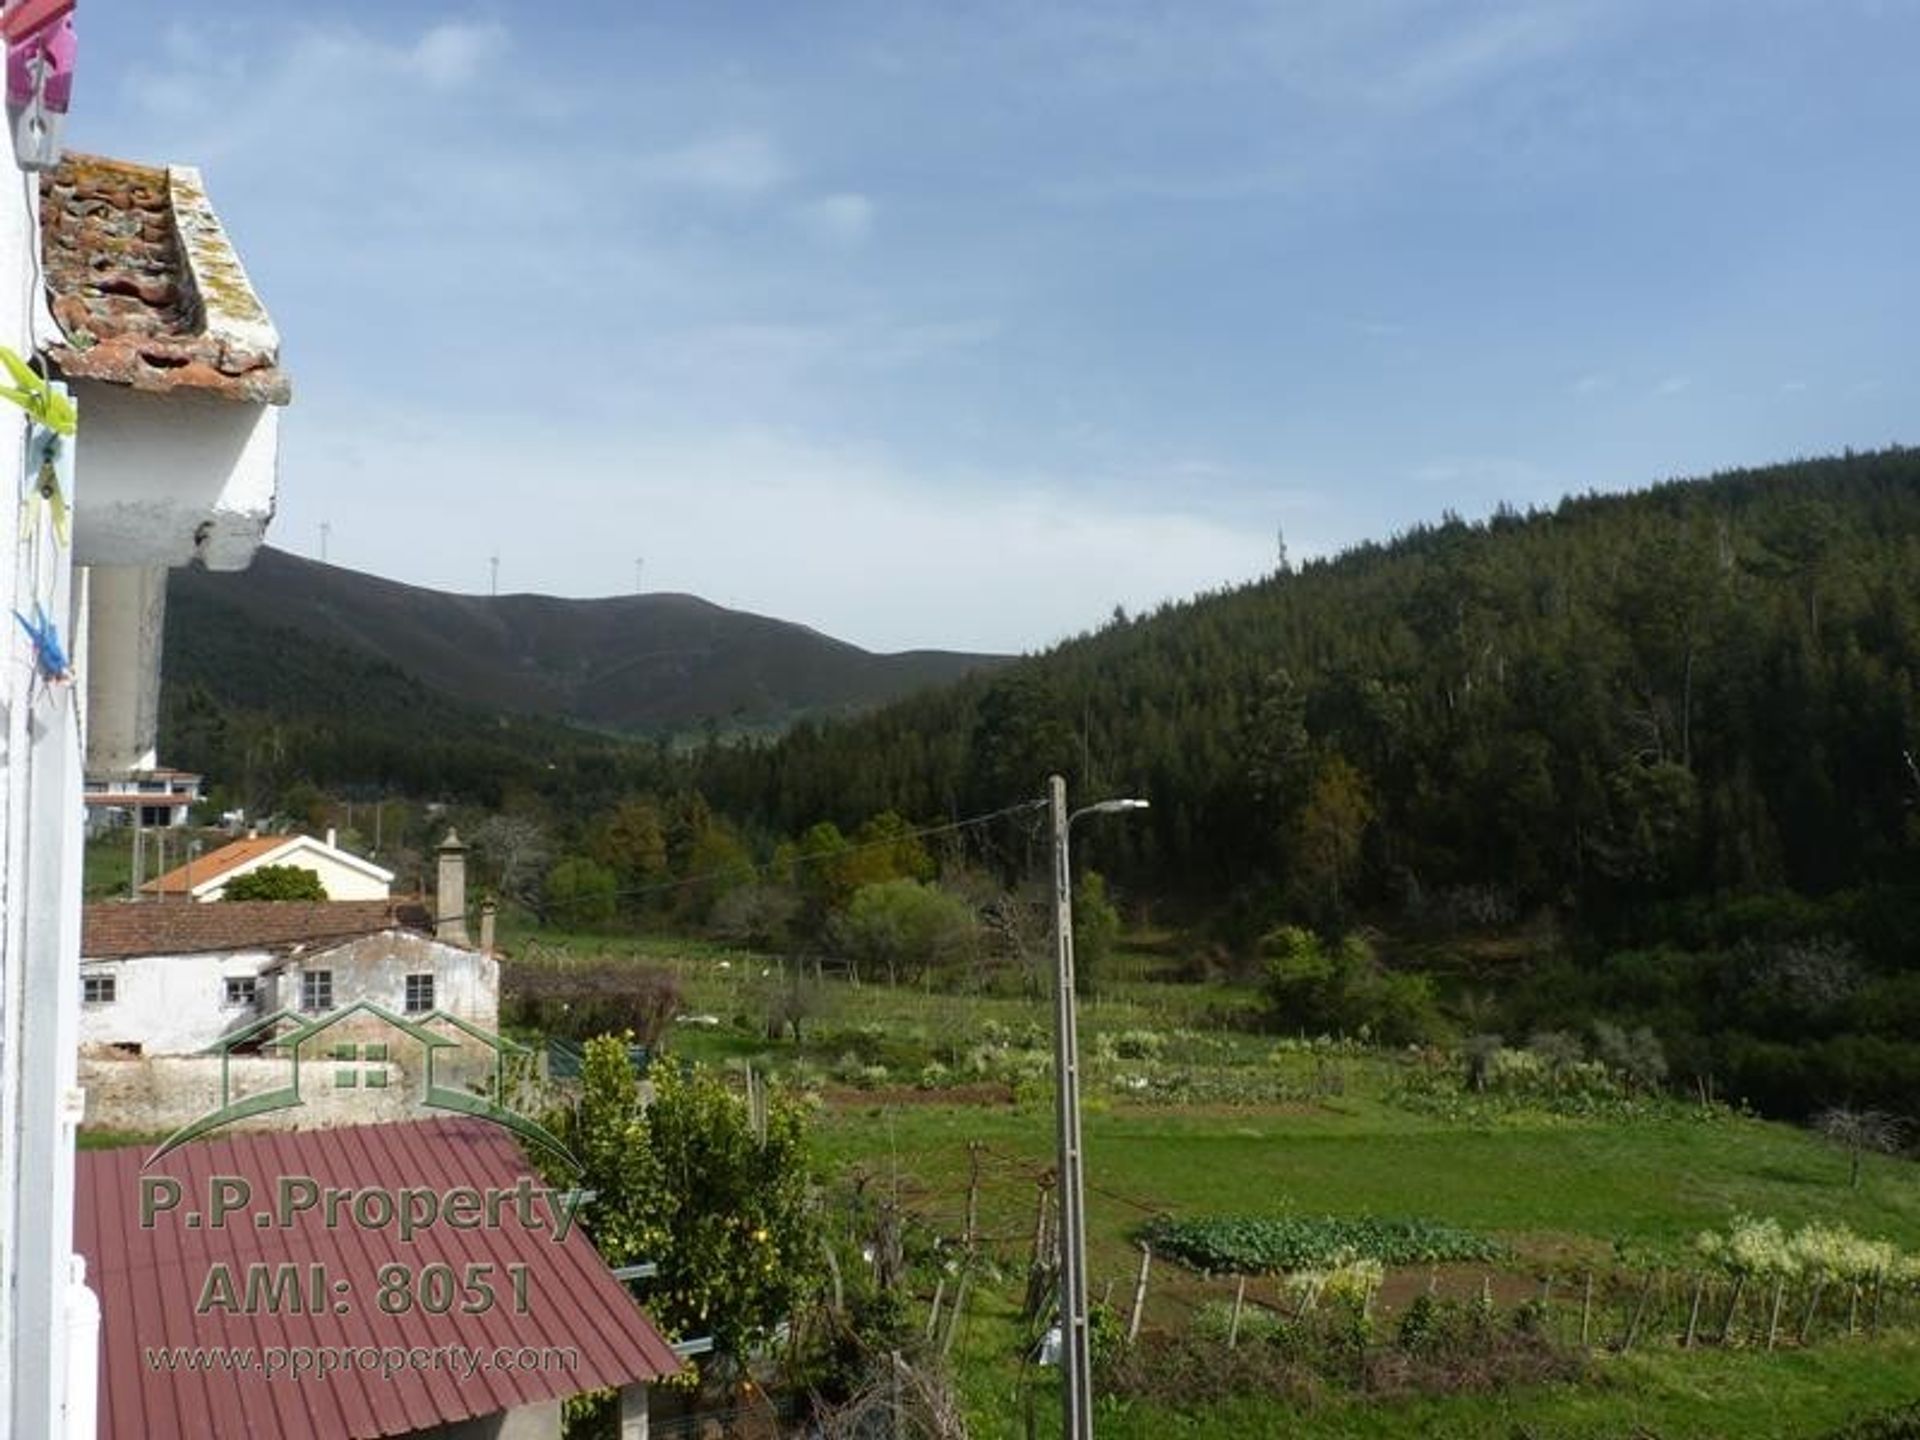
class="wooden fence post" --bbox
[942,1277,969,1358]
[965,1142,983,1255]
[1127,1243,1153,1342]
[925,1279,945,1341]
[1623,1270,1658,1352]
[1719,1274,1746,1345]
[1683,1273,1706,1349]
[1799,1277,1827,1346]
[1228,1275,1247,1348]
[1580,1272,1594,1348]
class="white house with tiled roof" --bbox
[78,898,495,1057]
[141,829,394,902]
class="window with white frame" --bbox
[82,974,116,1005]
[404,973,435,1014]
[301,970,333,1013]
[224,976,258,1007]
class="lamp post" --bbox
[1048,775,1148,1440]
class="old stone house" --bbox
[78,899,501,1136]
[80,899,497,1050]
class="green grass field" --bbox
[506,926,1920,1437]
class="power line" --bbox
[532,797,1047,917]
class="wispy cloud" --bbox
[292,416,1276,653]
[630,131,788,195]
[796,192,876,246]
[1353,8,1592,114]
[410,20,507,90]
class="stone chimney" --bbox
[479,898,497,957]
[435,829,469,945]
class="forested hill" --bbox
[166,547,1008,738]
[695,448,1920,933]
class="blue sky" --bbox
[74,1,1919,653]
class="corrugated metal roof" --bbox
[77,1119,681,1438]
[81,900,430,959]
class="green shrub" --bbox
[223,864,327,902]
[1259,929,1446,1046]
[1143,1215,1502,1275]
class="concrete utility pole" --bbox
[319,520,330,563]
[489,552,499,597]
[1048,776,1148,1440]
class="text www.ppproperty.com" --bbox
[143,1342,581,1382]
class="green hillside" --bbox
[167,546,1008,738]
[689,448,1920,1117]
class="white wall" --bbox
[197,837,392,902]
[79,950,277,1054]
[66,381,278,571]
[84,932,499,1057]
[0,156,92,1439]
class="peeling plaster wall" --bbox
[80,932,497,1058]
[78,949,277,1054]
[79,1054,420,1136]
[283,932,499,1034]
[65,380,278,572]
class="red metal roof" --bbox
[76,1119,681,1438]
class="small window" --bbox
[404,973,435,1015]
[82,975,116,1006]
[301,970,333,1013]
[224,977,258,1007]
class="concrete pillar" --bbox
[618,1383,649,1440]
[82,565,166,775]
[435,830,469,945]
[479,899,496,956]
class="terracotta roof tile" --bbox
[140,834,295,895]
[77,1119,681,1438]
[82,900,431,959]
[38,153,291,404]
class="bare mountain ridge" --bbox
[167,547,1009,735]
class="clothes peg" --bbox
[7,9,73,171]
[19,425,68,549]
[14,601,71,685]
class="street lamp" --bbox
[1048,775,1148,1440]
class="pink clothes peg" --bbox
[7,7,74,171]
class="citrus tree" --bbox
[563,1039,816,1360]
